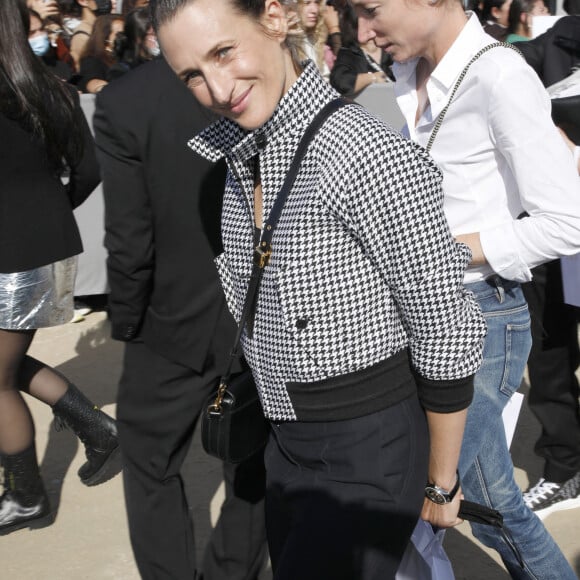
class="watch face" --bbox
[425,487,447,505]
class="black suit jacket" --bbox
[515,16,580,86]
[0,88,99,273]
[94,58,234,371]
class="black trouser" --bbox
[522,260,580,483]
[117,340,267,580]
[265,395,429,580]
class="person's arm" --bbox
[69,30,90,71]
[468,62,580,282]
[79,56,109,94]
[330,48,385,96]
[421,409,466,527]
[340,130,486,526]
[93,88,154,341]
[86,79,108,93]
[65,89,101,208]
[323,3,342,55]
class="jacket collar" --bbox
[187,60,338,163]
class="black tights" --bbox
[0,329,69,455]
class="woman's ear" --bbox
[262,0,289,39]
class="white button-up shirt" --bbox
[393,14,580,283]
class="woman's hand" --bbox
[455,232,486,265]
[27,0,60,20]
[421,488,464,529]
[323,3,340,34]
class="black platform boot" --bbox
[0,445,51,535]
[52,385,120,486]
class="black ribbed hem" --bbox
[414,373,475,413]
[286,350,416,422]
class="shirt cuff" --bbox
[480,226,532,283]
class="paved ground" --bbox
[2,311,579,579]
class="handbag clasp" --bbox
[253,243,272,269]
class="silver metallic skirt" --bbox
[0,256,77,330]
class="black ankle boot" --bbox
[52,385,120,486]
[0,445,51,535]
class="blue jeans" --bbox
[459,276,575,580]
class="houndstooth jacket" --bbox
[189,61,486,422]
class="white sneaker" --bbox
[523,473,580,520]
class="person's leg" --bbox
[459,278,575,580]
[266,396,428,580]
[14,355,119,487]
[117,340,206,580]
[522,261,580,513]
[0,329,36,454]
[0,329,50,533]
[17,355,68,406]
[202,453,268,580]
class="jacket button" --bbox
[296,319,308,330]
[255,132,267,149]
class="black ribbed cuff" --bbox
[414,373,475,413]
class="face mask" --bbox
[93,0,113,16]
[148,38,161,58]
[29,33,50,57]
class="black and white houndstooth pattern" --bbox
[189,61,486,422]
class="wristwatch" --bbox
[425,471,460,505]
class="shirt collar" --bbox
[429,12,487,93]
[393,13,490,123]
[188,60,338,163]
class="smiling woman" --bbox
[150,0,487,578]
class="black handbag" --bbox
[201,368,267,464]
[201,97,352,463]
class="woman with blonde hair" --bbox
[356,0,580,577]
[297,0,331,79]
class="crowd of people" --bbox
[2,0,580,578]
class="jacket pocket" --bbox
[273,260,389,376]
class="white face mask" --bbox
[29,32,50,56]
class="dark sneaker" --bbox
[524,472,580,520]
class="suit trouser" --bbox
[265,395,429,580]
[522,260,580,483]
[117,340,267,580]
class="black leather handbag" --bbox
[201,368,267,464]
[201,98,351,464]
